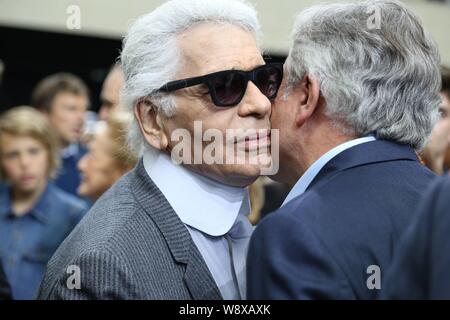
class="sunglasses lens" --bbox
[255,66,282,99]
[211,72,246,106]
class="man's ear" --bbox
[134,99,169,150]
[294,74,321,127]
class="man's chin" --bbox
[185,163,261,188]
[213,164,263,188]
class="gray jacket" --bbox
[37,160,222,300]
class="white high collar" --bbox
[143,150,250,236]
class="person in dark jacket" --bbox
[383,177,450,299]
[247,0,441,299]
[37,0,282,300]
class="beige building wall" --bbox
[0,0,449,64]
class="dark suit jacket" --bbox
[383,177,450,299]
[247,139,436,299]
[54,144,87,196]
[0,261,11,300]
[38,160,222,300]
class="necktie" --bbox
[225,214,254,299]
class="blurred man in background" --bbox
[81,63,126,146]
[422,66,450,175]
[98,64,125,121]
[31,73,89,196]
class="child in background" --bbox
[0,106,88,300]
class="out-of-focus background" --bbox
[0,0,449,112]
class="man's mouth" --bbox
[234,129,271,151]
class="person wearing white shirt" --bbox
[37,0,283,300]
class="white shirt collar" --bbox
[60,143,79,159]
[143,150,250,237]
[282,136,376,206]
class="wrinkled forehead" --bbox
[176,22,264,77]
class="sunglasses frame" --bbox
[157,63,284,107]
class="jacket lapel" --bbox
[131,160,222,300]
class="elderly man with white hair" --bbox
[247,0,441,299]
[38,0,282,300]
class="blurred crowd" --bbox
[0,64,141,299]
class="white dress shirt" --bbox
[282,136,377,206]
[60,143,79,159]
[143,150,253,299]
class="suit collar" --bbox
[131,159,222,300]
[308,139,419,192]
[282,136,376,206]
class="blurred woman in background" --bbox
[0,107,88,299]
[77,111,138,201]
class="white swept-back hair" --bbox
[120,0,261,154]
[286,0,441,150]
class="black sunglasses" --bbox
[157,63,284,107]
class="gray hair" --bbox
[120,0,261,154]
[286,0,441,150]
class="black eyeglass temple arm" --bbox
[158,76,205,92]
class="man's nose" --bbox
[237,82,272,119]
